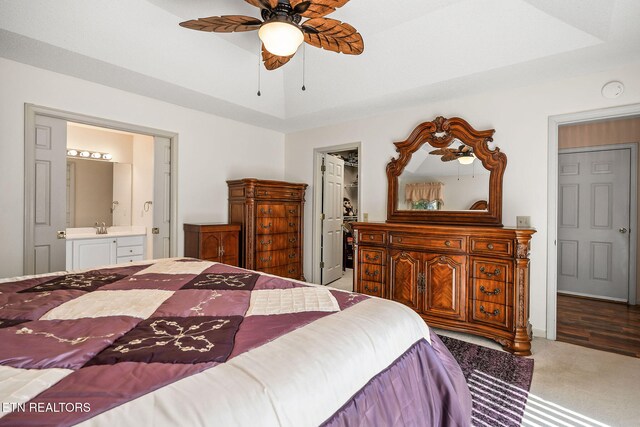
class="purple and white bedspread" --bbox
[0,258,471,426]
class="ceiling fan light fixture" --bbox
[457,154,475,165]
[259,21,304,57]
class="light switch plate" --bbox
[516,216,531,228]
[363,213,369,222]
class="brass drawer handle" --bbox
[369,235,374,240]
[288,268,296,274]
[396,237,403,242]
[445,240,451,247]
[261,239,272,245]
[259,191,269,196]
[289,222,296,227]
[364,284,379,293]
[365,254,380,262]
[260,222,272,229]
[487,243,494,250]
[260,256,272,263]
[479,305,500,317]
[365,269,380,277]
[288,253,296,259]
[260,207,272,215]
[288,209,296,214]
[479,285,501,296]
[479,266,501,277]
[288,237,297,243]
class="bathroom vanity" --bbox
[65,227,147,270]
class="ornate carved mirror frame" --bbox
[386,116,506,226]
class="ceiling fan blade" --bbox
[429,148,452,156]
[180,15,262,33]
[291,0,350,18]
[245,0,278,10]
[262,45,295,70]
[441,153,457,162]
[302,18,364,55]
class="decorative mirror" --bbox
[386,116,506,226]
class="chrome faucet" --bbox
[94,222,108,234]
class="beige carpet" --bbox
[328,271,640,426]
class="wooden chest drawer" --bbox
[256,186,303,200]
[472,279,509,306]
[360,263,384,283]
[471,301,511,330]
[470,237,513,257]
[471,259,511,282]
[285,204,300,217]
[263,263,300,279]
[358,231,386,244]
[390,233,465,251]
[257,204,285,218]
[256,218,299,234]
[255,249,299,269]
[256,233,300,251]
[359,248,385,265]
[359,280,383,298]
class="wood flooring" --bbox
[557,294,640,358]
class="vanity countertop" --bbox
[66,226,147,240]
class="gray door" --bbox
[33,115,68,274]
[558,149,631,301]
[321,154,344,285]
[153,136,171,259]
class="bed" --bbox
[0,258,471,426]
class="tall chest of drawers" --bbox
[227,179,308,281]
[352,222,535,356]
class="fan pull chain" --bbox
[302,43,306,92]
[257,45,262,97]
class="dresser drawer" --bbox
[359,248,385,265]
[472,279,509,305]
[471,301,511,330]
[359,281,383,298]
[256,233,300,251]
[263,263,300,279]
[358,231,386,244]
[285,204,300,217]
[116,245,144,257]
[390,233,465,251]
[256,218,299,234]
[360,263,384,283]
[117,236,145,247]
[255,249,298,269]
[255,186,303,200]
[471,259,511,282]
[470,237,513,257]
[256,204,285,218]
[117,255,144,264]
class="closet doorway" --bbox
[24,105,178,275]
[312,143,361,288]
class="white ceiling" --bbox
[1,0,639,132]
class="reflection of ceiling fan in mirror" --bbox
[179,0,364,70]
[429,145,476,165]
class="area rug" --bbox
[439,335,534,427]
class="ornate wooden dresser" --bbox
[353,116,535,355]
[227,179,308,281]
[183,223,241,266]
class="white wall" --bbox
[0,57,284,278]
[284,61,640,336]
[67,124,134,163]
[131,134,155,258]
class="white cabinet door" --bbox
[72,238,117,270]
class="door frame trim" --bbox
[24,103,179,275]
[558,143,637,303]
[312,142,361,284]
[547,103,640,340]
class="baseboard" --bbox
[532,328,546,338]
[558,290,627,303]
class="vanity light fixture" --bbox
[67,149,113,161]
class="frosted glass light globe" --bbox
[259,22,304,57]
[458,155,475,165]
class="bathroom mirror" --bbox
[67,158,132,227]
[386,116,506,226]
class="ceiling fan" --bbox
[179,0,364,70]
[429,145,476,165]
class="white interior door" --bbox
[321,154,344,285]
[153,136,171,259]
[33,115,67,274]
[558,148,631,301]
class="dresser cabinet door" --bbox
[389,250,420,311]
[200,233,222,261]
[423,254,466,321]
[220,231,240,266]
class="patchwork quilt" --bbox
[0,258,470,426]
